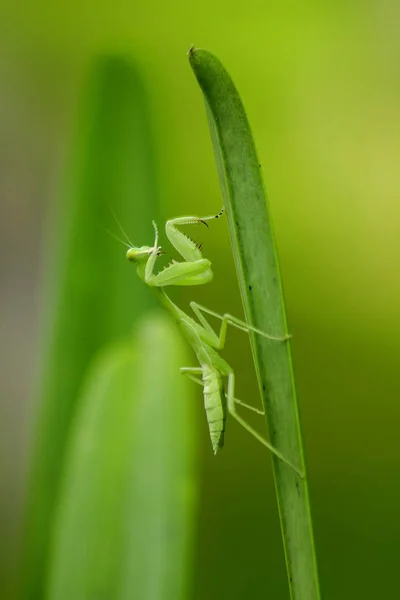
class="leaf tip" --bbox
[187,44,196,58]
[187,45,210,66]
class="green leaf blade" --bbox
[189,47,321,600]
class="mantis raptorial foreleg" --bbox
[165,209,224,262]
[143,221,211,286]
[128,212,224,287]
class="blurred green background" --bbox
[1,2,400,599]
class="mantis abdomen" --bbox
[202,365,226,454]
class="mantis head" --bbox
[126,220,163,264]
[126,242,164,264]
[126,245,154,263]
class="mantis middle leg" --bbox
[189,302,291,349]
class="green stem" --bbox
[189,46,321,600]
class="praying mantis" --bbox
[123,209,302,476]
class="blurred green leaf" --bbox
[20,55,159,600]
[46,313,197,600]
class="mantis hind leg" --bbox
[226,372,303,478]
[231,397,264,415]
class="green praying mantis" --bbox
[122,209,302,477]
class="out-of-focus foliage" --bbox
[8,51,198,600]
[17,55,160,600]
[46,316,196,600]
[1,2,400,599]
